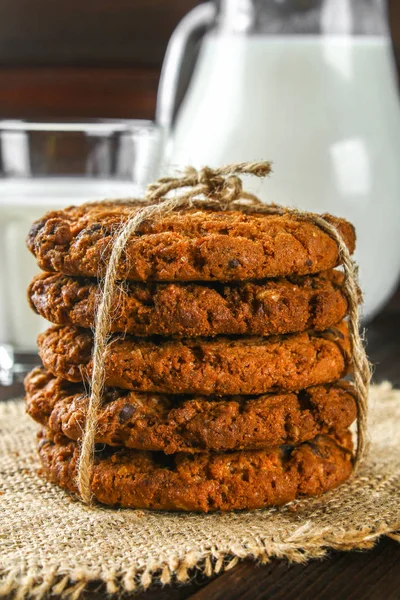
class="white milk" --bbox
[0,179,142,351]
[169,34,400,319]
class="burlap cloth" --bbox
[1,383,399,599]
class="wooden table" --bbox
[2,288,400,600]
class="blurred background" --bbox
[0,0,398,120]
[0,0,198,119]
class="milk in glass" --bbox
[0,179,142,351]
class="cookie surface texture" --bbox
[37,429,354,512]
[27,202,356,282]
[28,270,349,337]
[25,367,357,453]
[37,322,351,395]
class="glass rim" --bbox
[0,118,163,180]
[0,118,160,135]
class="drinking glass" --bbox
[0,119,163,385]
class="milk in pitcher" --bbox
[169,33,400,319]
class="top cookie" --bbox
[26,201,356,282]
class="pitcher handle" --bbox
[156,2,216,132]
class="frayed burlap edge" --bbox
[1,525,399,600]
[1,526,399,600]
[1,383,399,599]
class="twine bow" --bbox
[147,163,272,207]
[77,162,371,505]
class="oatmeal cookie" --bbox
[37,428,354,512]
[27,202,356,282]
[37,322,351,395]
[25,367,357,453]
[28,270,349,337]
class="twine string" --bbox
[77,161,371,504]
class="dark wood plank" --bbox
[365,301,400,387]
[77,577,209,600]
[0,380,25,402]
[187,538,400,600]
[0,67,159,119]
[0,0,200,67]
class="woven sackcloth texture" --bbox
[1,383,400,599]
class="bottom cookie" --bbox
[37,429,354,512]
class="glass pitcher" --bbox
[157,0,400,321]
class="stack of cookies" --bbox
[25,201,358,512]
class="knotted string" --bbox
[77,161,371,504]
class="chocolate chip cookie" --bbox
[37,322,351,395]
[29,269,349,337]
[26,202,356,282]
[37,428,354,512]
[26,367,357,453]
